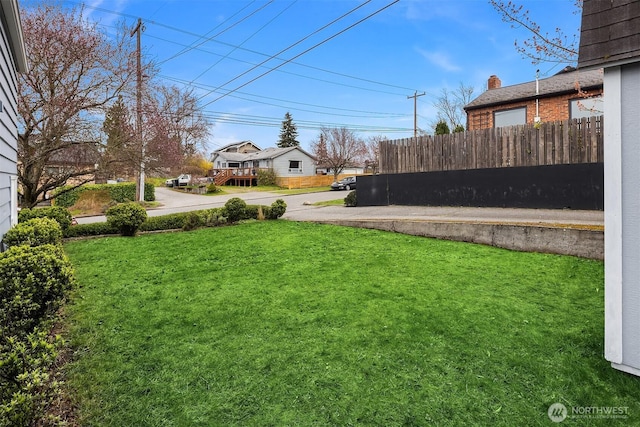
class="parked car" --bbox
[165,174,191,187]
[330,176,357,191]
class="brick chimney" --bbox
[488,75,501,90]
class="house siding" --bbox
[271,151,315,177]
[618,62,640,373]
[467,89,604,131]
[0,3,21,243]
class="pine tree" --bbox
[435,120,450,135]
[102,96,134,177]
[277,112,299,148]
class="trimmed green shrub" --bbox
[2,218,62,248]
[140,213,186,232]
[257,168,278,186]
[144,182,155,202]
[18,206,72,231]
[63,222,118,238]
[0,329,64,427]
[206,183,220,194]
[0,244,75,339]
[267,199,287,219]
[345,190,357,207]
[223,198,247,223]
[53,183,155,207]
[244,205,260,220]
[105,202,148,236]
[182,212,203,231]
[200,208,227,227]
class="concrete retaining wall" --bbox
[313,219,604,260]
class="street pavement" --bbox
[76,186,604,229]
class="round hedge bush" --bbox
[0,244,76,338]
[2,218,62,248]
[18,206,72,231]
[223,197,247,223]
[105,202,148,236]
[267,199,287,219]
[344,190,357,207]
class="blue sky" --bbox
[41,0,581,153]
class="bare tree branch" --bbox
[18,3,135,207]
[489,0,581,65]
[311,127,367,182]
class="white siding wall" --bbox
[272,152,315,177]
[605,63,640,377]
[0,13,20,243]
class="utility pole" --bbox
[131,18,144,202]
[407,91,426,138]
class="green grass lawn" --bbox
[63,221,639,426]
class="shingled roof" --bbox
[464,68,603,111]
[578,0,640,69]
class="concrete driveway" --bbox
[74,185,604,259]
[75,186,346,224]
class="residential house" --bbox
[46,143,102,183]
[211,142,316,186]
[0,0,27,246]
[315,164,365,176]
[464,67,603,131]
[578,0,640,377]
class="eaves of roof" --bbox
[578,0,640,69]
[464,69,603,111]
[213,146,317,162]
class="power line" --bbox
[72,1,423,95]
[194,0,374,103]
[142,31,408,96]
[189,1,296,84]
[201,0,401,108]
[158,0,271,66]
[199,111,411,133]
[160,74,406,118]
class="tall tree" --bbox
[277,112,299,148]
[17,3,134,207]
[489,0,581,65]
[132,84,211,176]
[102,96,135,179]
[311,127,366,182]
[364,135,384,174]
[432,82,475,132]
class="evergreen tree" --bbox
[277,112,299,148]
[102,96,134,177]
[435,120,450,135]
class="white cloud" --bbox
[415,48,461,72]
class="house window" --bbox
[288,160,302,173]
[570,96,603,119]
[228,162,240,168]
[494,107,526,128]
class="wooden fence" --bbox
[379,116,604,174]
[276,174,353,189]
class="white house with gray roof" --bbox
[211,142,316,180]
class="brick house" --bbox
[464,67,603,131]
